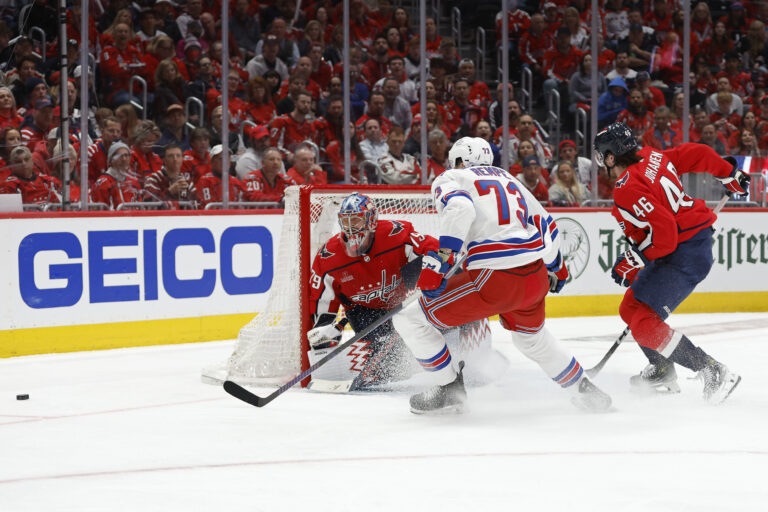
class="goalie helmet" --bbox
[338,192,378,257]
[448,137,493,168]
[593,122,638,168]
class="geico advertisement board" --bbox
[551,211,768,295]
[0,213,282,330]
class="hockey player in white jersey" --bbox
[393,137,612,414]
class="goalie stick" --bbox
[586,193,731,378]
[224,253,468,408]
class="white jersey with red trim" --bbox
[431,165,560,270]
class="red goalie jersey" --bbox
[612,144,732,260]
[309,220,439,318]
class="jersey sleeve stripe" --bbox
[440,190,473,206]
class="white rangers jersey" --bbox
[432,165,561,270]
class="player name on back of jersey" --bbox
[644,151,665,183]
[466,166,512,179]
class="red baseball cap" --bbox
[246,124,269,140]
[559,139,577,152]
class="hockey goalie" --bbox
[306,192,500,392]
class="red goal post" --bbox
[203,184,435,387]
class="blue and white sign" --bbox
[0,214,282,330]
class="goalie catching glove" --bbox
[611,246,648,287]
[546,251,569,293]
[417,249,455,300]
[308,315,349,350]
[719,157,751,196]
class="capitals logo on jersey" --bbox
[350,269,403,304]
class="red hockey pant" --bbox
[419,260,549,333]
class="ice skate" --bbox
[570,377,612,412]
[410,362,467,415]
[699,359,741,405]
[630,360,680,393]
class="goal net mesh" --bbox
[203,185,436,385]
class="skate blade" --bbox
[571,394,612,413]
[410,402,466,415]
[707,374,742,405]
[630,381,681,395]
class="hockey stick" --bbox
[224,254,468,408]
[585,327,631,378]
[586,194,731,378]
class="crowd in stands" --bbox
[0,0,767,211]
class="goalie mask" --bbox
[448,137,493,168]
[338,193,377,257]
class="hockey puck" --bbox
[16,394,29,400]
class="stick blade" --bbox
[224,380,268,407]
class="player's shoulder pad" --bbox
[377,219,414,238]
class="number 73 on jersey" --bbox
[474,179,530,226]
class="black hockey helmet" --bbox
[593,122,638,167]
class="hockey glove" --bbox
[546,251,570,293]
[417,250,453,300]
[307,316,348,350]
[611,246,648,287]
[719,158,751,196]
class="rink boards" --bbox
[1,208,767,357]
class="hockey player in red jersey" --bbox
[593,122,749,403]
[307,192,440,390]
[393,137,611,414]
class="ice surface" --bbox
[1,313,767,512]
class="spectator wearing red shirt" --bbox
[307,43,333,90]
[313,95,343,149]
[641,106,683,151]
[355,91,393,141]
[424,17,442,59]
[518,14,551,77]
[20,97,55,150]
[196,145,241,208]
[444,78,488,138]
[87,116,123,185]
[644,0,674,37]
[182,127,212,186]
[0,145,60,204]
[617,89,655,138]
[456,58,493,109]
[245,77,276,125]
[269,90,314,163]
[0,87,23,131]
[517,155,549,204]
[362,35,391,86]
[286,145,327,186]
[542,27,583,108]
[349,0,381,51]
[717,52,754,101]
[243,147,296,203]
[130,120,164,187]
[31,127,60,177]
[99,23,146,108]
[92,142,141,209]
[276,57,323,101]
[635,71,665,111]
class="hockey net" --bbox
[202,185,438,386]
